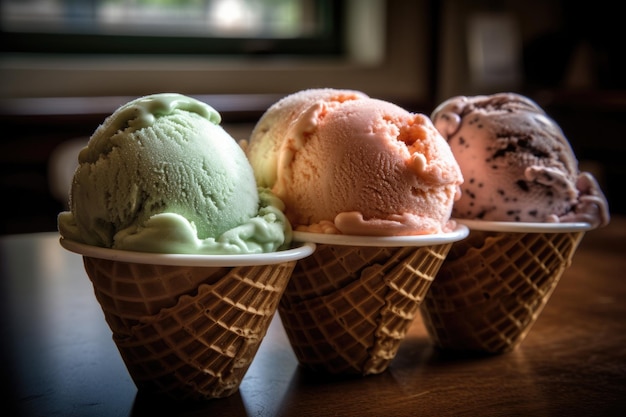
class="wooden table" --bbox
[2,217,625,417]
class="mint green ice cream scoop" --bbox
[58,93,291,254]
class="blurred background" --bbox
[1,0,623,234]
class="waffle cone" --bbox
[83,257,231,336]
[83,257,296,400]
[278,242,452,375]
[420,230,585,354]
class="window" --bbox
[1,0,343,55]
[0,1,432,107]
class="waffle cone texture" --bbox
[83,256,297,400]
[420,230,585,354]
[278,242,452,375]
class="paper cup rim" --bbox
[59,237,316,267]
[456,218,593,233]
[291,224,469,247]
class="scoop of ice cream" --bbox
[431,92,609,228]
[243,88,369,188]
[58,93,291,254]
[263,95,463,236]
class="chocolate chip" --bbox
[516,180,529,192]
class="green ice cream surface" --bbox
[58,93,291,254]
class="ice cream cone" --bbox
[279,226,468,375]
[83,258,229,336]
[108,261,294,400]
[420,221,589,354]
[61,238,315,400]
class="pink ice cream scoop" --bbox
[267,95,463,236]
[431,93,610,228]
[245,88,369,189]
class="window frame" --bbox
[0,0,344,56]
[0,1,434,110]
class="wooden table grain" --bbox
[2,217,625,417]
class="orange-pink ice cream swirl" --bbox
[271,97,463,236]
